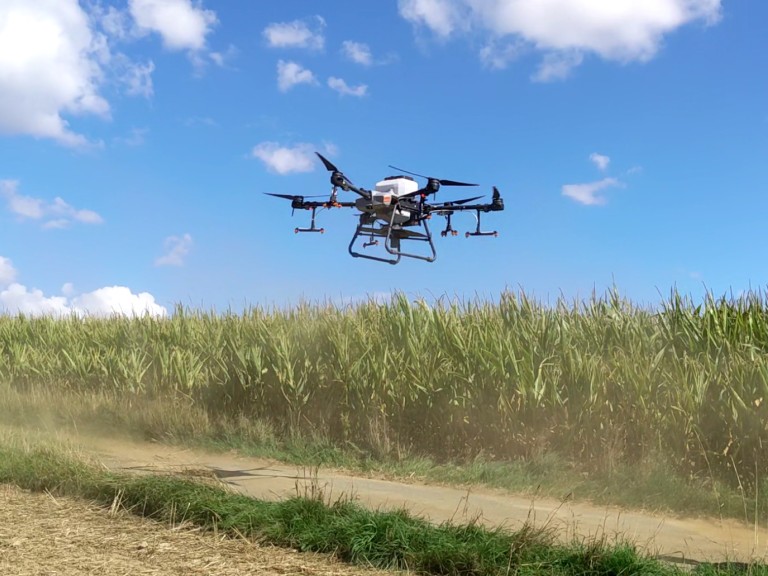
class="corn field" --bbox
[1,289,767,487]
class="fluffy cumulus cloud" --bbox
[0,0,217,146]
[263,17,325,50]
[276,60,317,92]
[0,0,110,146]
[251,142,318,175]
[562,177,622,206]
[399,0,722,79]
[128,0,217,51]
[399,0,466,37]
[0,180,103,228]
[328,77,368,97]
[589,152,611,171]
[155,233,193,267]
[0,257,166,317]
[341,40,373,65]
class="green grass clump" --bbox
[6,433,757,576]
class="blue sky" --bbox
[0,0,766,315]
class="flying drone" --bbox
[266,152,505,265]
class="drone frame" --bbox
[266,153,505,264]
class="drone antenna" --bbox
[388,165,429,179]
[387,165,478,188]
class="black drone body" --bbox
[266,152,505,265]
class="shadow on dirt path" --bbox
[73,432,768,565]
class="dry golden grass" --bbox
[0,484,398,576]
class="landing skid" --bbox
[348,211,436,265]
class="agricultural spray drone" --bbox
[266,152,505,265]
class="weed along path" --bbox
[81,434,767,566]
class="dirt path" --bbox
[69,433,768,566]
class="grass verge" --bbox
[0,431,765,576]
[2,384,762,526]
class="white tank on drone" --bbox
[372,175,419,204]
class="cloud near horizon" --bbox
[0,256,166,317]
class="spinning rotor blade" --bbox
[316,152,355,185]
[429,196,484,211]
[387,165,478,187]
[448,195,484,205]
[315,151,371,200]
[316,152,340,173]
[265,193,325,201]
[266,193,299,201]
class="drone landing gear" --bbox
[465,209,498,238]
[440,213,459,237]
[348,211,436,265]
[294,206,325,234]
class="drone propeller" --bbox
[316,151,352,187]
[265,192,326,216]
[265,193,325,201]
[315,152,371,200]
[388,165,478,187]
[440,195,484,206]
[316,152,340,173]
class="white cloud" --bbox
[0,0,110,146]
[0,256,166,317]
[155,233,193,267]
[263,17,325,50]
[120,58,155,98]
[562,177,622,206]
[341,41,373,65]
[251,142,321,175]
[0,284,166,317]
[0,257,17,286]
[531,50,583,82]
[479,39,525,69]
[94,4,133,41]
[589,152,611,171]
[0,180,103,228]
[276,60,317,92]
[209,44,238,67]
[399,0,722,78]
[399,0,467,37]
[128,0,217,51]
[69,286,166,317]
[328,77,368,97]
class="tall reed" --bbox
[2,289,767,489]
